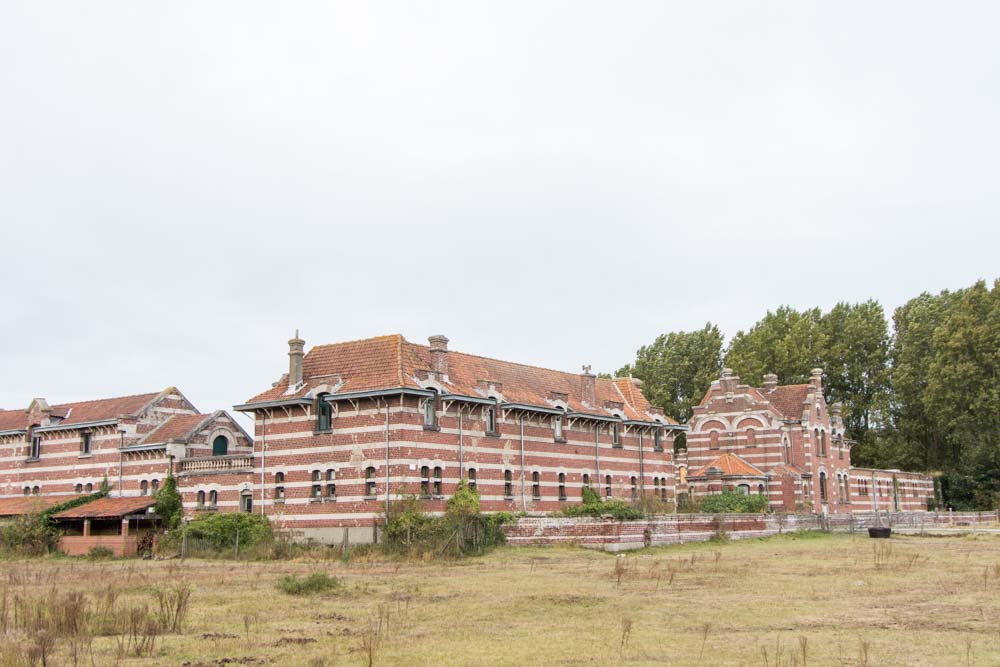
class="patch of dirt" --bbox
[275,636,317,646]
[200,632,240,640]
[316,612,349,621]
[182,658,268,666]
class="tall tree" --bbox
[618,323,723,423]
[723,306,827,387]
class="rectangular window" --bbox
[504,470,513,497]
[423,395,438,430]
[532,471,540,498]
[326,483,336,499]
[612,422,621,447]
[653,429,662,452]
[630,476,637,499]
[433,467,442,496]
[468,468,477,492]
[582,473,590,488]
[558,473,566,501]
[605,475,612,498]
[554,415,565,442]
[365,467,377,497]
[29,435,41,459]
[81,432,92,455]
[420,466,430,497]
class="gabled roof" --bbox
[244,334,678,425]
[139,412,217,445]
[0,496,65,517]
[0,389,178,433]
[759,384,811,419]
[52,496,157,520]
[689,453,766,478]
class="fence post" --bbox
[181,520,187,560]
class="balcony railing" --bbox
[179,454,254,474]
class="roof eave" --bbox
[31,419,119,433]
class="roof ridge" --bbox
[407,340,606,382]
[49,390,164,411]
[307,333,408,352]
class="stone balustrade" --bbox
[179,454,254,474]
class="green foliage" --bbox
[183,512,273,551]
[558,487,645,520]
[86,545,115,560]
[619,323,724,423]
[276,572,342,595]
[697,489,768,514]
[724,306,828,388]
[154,473,183,529]
[0,512,59,556]
[383,483,511,557]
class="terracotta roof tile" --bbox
[0,391,171,432]
[244,335,674,424]
[690,453,765,478]
[760,384,811,419]
[53,496,157,520]
[140,413,215,445]
[0,496,65,517]
[0,410,28,432]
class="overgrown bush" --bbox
[87,546,115,560]
[182,512,274,552]
[698,489,768,514]
[154,473,183,529]
[558,486,646,520]
[0,513,59,556]
[383,482,512,557]
[276,572,342,595]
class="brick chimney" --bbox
[810,368,823,391]
[762,373,778,391]
[288,330,305,387]
[720,368,738,393]
[428,335,449,376]
[580,365,596,406]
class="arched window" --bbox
[820,430,827,457]
[85,483,93,493]
[605,474,612,498]
[653,478,660,495]
[316,393,332,431]
[582,473,591,489]
[661,481,668,500]
[23,487,30,496]
[433,467,442,495]
[532,471,540,498]
[709,431,720,449]
[151,479,159,494]
[140,480,149,496]
[240,490,252,513]
[32,486,39,495]
[630,476,637,499]
[745,429,756,446]
[275,472,285,501]
[420,466,430,497]
[365,466,377,497]
[819,472,828,503]
[209,490,218,506]
[423,392,438,430]
[485,406,497,434]
[467,468,477,492]
[326,469,336,498]
[75,483,83,494]
[557,473,566,500]
[311,470,322,499]
[197,490,206,506]
[212,435,229,457]
[736,484,750,495]
[504,470,513,497]
[757,484,765,495]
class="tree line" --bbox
[616,278,999,510]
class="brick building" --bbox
[0,388,253,515]
[235,333,687,544]
[682,368,933,512]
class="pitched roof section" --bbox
[0,391,169,433]
[244,335,678,424]
[52,496,157,520]
[140,412,217,445]
[0,410,28,432]
[689,453,765,478]
[0,496,65,517]
[760,384,811,419]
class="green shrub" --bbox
[154,474,183,529]
[86,546,115,560]
[558,486,646,520]
[698,489,768,514]
[183,512,273,551]
[0,512,59,556]
[276,572,342,595]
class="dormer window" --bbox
[423,392,439,430]
[653,429,663,452]
[316,393,332,432]
[553,413,565,443]
[611,421,622,447]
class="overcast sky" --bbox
[2,2,997,429]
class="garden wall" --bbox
[502,511,999,552]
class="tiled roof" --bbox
[0,390,170,432]
[245,335,677,424]
[0,496,65,517]
[768,463,806,477]
[760,384,811,419]
[689,453,765,478]
[140,412,215,445]
[52,496,157,520]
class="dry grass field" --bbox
[2,532,1000,666]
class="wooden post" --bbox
[83,519,91,537]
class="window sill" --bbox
[274,499,285,504]
[195,506,218,512]
[24,457,40,463]
[78,453,93,459]
[532,496,541,501]
[611,444,623,449]
[363,495,377,501]
[484,431,501,438]
[423,425,441,432]
[503,495,514,500]
[324,497,337,502]
[554,437,567,444]
[313,429,333,435]
[309,498,323,503]
[653,447,664,453]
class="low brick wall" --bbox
[58,535,139,557]
[502,510,999,552]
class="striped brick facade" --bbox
[684,368,934,513]
[237,333,686,544]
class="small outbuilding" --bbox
[52,496,159,557]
